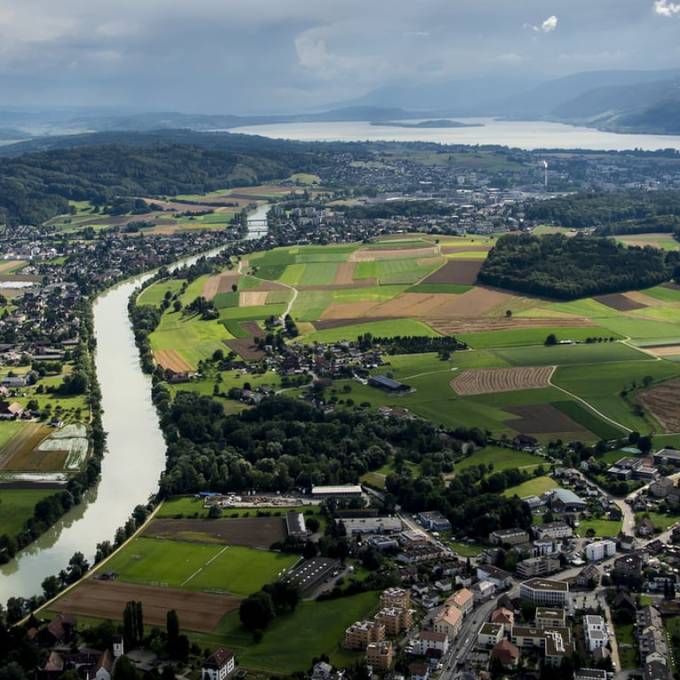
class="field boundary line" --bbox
[548,374,632,434]
[402,367,458,381]
[239,256,298,320]
[18,500,163,626]
[181,545,229,586]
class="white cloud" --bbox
[542,15,558,32]
[654,0,680,16]
[525,15,558,33]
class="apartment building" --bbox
[344,620,385,650]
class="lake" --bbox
[231,118,680,152]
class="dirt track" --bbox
[637,378,680,432]
[54,580,239,633]
[451,366,555,396]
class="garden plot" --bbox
[37,425,89,470]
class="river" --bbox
[0,206,268,603]
[231,118,680,152]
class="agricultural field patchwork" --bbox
[142,234,680,440]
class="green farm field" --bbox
[191,591,379,674]
[0,488,58,536]
[502,476,558,498]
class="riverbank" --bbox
[0,207,270,604]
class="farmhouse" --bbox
[0,400,23,419]
[201,649,235,680]
[368,375,410,392]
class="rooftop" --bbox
[521,578,569,592]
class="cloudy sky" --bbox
[0,0,678,113]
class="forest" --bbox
[478,232,675,299]
[523,189,680,231]
[0,132,319,226]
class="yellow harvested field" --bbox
[239,291,269,307]
[333,262,356,285]
[203,273,240,300]
[0,260,24,274]
[451,366,555,396]
[645,344,680,358]
[154,349,193,372]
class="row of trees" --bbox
[479,233,675,300]
[524,189,680,229]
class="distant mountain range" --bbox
[0,69,679,141]
[341,69,680,135]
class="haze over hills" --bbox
[0,69,679,141]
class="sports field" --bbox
[101,536,297,596]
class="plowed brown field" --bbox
[594,293,647,311]
[451,366,555,396]
[203,273,240,300]
[637,378,680,432]
[54,580,239,632]
[422,259,483,285]
[334,262,356,285]
[427,316,594,334]
[0,423,55,470]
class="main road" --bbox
[0,206,269,603]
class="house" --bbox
[201,648,235,680]
[612,554,645,588]
[476,565,513,590]
[366,640,393,671]
[637,605,663,630]
[519,578,570,607]
[415,630,449,656]
[490,639,519,668]
[0,400,23,419]
[643,657,673,680]
[446,588,474,616]
[477,622,504,648]
[576,564,601,588]
[409,661,430,680]
[473,580,495,602]
[40,613,77,646]
[584,615,608,652]
[649,477,674,499]
[490,607,514,630]
[433,606,462,639]
[637,517,656,537]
